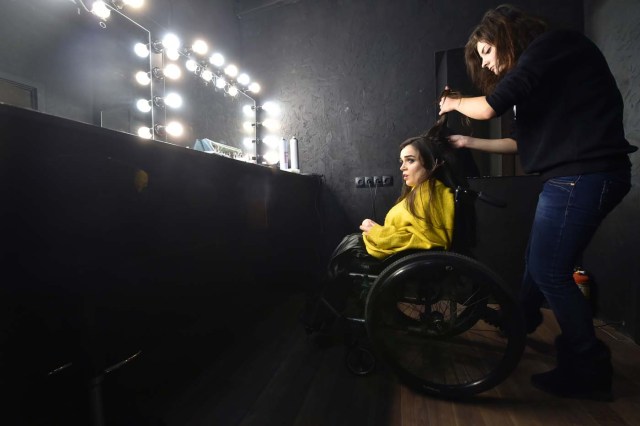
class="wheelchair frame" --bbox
[309,186,526,399]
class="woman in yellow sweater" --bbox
[360,136,455,259]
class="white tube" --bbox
[289,136,299,171]
[279,138,289,170]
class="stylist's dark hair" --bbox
[397,100,465,228]
[465,4,547,94]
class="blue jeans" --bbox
[520,168,631,353]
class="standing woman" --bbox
[439,4,637,400]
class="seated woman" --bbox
[301,117,465,329]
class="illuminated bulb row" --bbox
[91,0,144,20]
[135,93,183,113]
[137,122,184,139]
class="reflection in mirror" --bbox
[0,1,281,166]
[0,0,152,135]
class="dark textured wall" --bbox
[583,0,640,341]
[237,0,584,246]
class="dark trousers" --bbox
[520,168,631,355]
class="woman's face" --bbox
[477,41,500,75]
[399,144,428,187]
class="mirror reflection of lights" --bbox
[215,77,227,89]
[248,82,261,94]
[185,59,199,72]
[135,71,151,85]
[227,85,239,97]
[201,69,213,82]
[191,40,208,55]
[237,73,250,86]
[134,42,149,58]
[91,1,111,20]
[209,53,225,67]
[224,64,238,78]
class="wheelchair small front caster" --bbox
[345,345,376,376]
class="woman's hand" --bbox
[439,94,460,115]
[360,218,378,234]
[448,134,470,149]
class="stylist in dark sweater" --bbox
[439,4,637,401]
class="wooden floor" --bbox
[129,297,640,426]
[14,294,640,425]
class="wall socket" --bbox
[355,175,393,187]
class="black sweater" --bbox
[486,30,637,179]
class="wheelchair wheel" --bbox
[345,345,376,376]
[365,251,525,399]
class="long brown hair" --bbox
[396,110,464,229]
[465,4,547,94]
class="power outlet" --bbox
[373,176,383,187]
[364,176,374,187]
[354,177,365,188]
[382,175,393,186]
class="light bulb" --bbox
[248,82,261,94]
[137,126,153,139]
[91,1,111,20]
[243,137,254,148]
[165,48,180,61]
[262,119,280,131]
[163,63,181,80]
[136,99,152,113]
[261,101,281,116]
[242,104,254,116]
[227,86,239,97]
[262,135,279,147]
[134,43,149,58]
[135,71,151,85]
[162,33,181,51]
[164,92,183,109]
[201,69,213,82]
[263,150,279,165]
[237,73,250,86]
[165,121,184,137]
[191,40,208,55]
[243,121,255,133]
[209,53,225,67]
[185,59,198,72]
[224,64,238,78]
[215,77,227,89]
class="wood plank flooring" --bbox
[21,293,639,425]
[143,297,640,426]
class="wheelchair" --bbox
[307,186,526,400]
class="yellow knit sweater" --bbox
[362,180,455,260]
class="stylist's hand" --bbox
[439,95,460,115]
[448,134,470,149]
[360,218,378,234]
